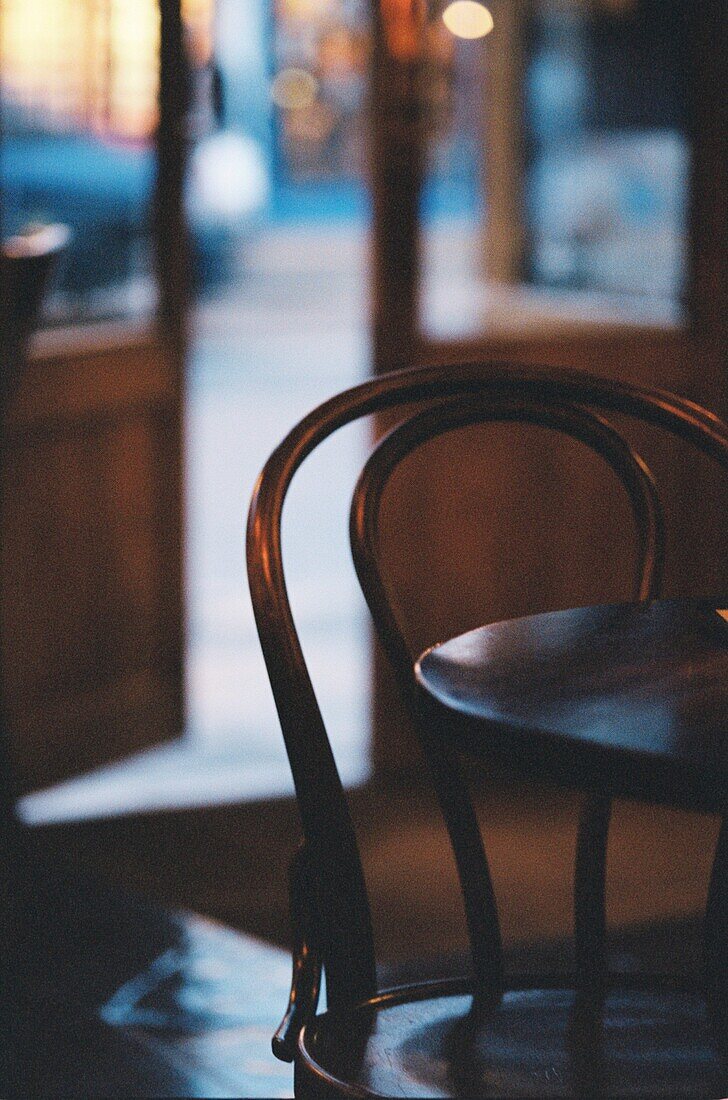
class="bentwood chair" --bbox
[247,363,728,1097]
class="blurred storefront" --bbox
[3,0,720,798]
[2,0,690,315]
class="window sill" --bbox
[17,735,369,825]
[422,279,684,345]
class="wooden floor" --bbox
[10,853,295,1099]
[26,777,717,968]
[10,820,712,1099]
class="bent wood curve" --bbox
[246,361,728,1023]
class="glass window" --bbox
[421,14,483,221]
[269,0,370,221]
[0,0,160,322]
[419,0,690,340]
[0,0,219,323]
[524,0,689,301]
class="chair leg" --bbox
[568,990,606,1099]
[421,732,503,1011]
[273,844,322,1063]
[574,793,611,996]
[704,814,728,1062]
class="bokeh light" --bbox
[271,67,319,111]
[442,1,494,40]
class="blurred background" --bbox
[1,0,689,313]
[3,0,695,801]
[2,0,725,992]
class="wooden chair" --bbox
[0,225,69,401]
[247,362,728,1097]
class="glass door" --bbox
[0,0,192,790]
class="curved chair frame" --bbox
[246,362,728,1074]
[350,394,665,1005]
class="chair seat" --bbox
[416,598,728,813]
[299,977,723,1098]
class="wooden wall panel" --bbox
[1,327,183,792]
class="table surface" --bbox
[416,598,728,812]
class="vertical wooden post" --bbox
[686,0,726,363]
[369,0,427,374]
[157,0,191,356]
[481,0,526,283]
[369,0,429,774]
[156,0,190,740]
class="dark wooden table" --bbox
[416,598,728,812]
[412,597,728,1092]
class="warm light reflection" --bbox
[381,0,426,62]
[183,0,215,65]
[442,0,494,40]
[0,0,212,140]
[109,0,160,137]
[271,68,319,111]
[279,0,336,18]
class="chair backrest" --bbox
[246,363,728,1019]
[0,224,69,406]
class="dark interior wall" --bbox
[587,0,689,130]
[1,330,182,791]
